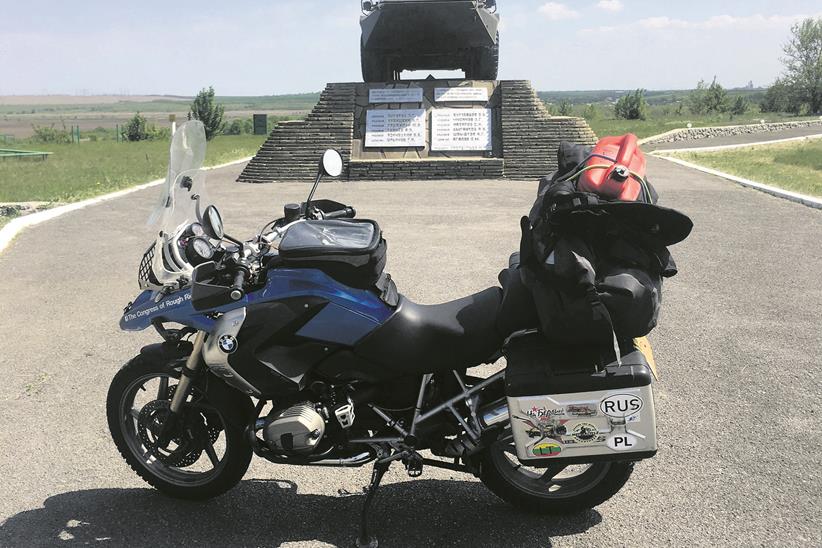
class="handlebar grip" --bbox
[230,269,247,301]
[324,207,357,220]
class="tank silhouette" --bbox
[360,0,500,82]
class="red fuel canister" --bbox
[577,133,646,201]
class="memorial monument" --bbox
[238,2,597,183]
[238,80,597,182]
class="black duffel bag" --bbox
[519,142,693,349]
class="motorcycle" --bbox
[109,121,654,547]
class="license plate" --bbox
[634,337,659,380]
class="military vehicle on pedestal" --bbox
[360,0,500,82]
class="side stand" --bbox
[355,460,390,548]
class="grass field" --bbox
[672,139,822,197]
[0,135,265,203]
[586,115,810,140]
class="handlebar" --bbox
[323,206,357,220]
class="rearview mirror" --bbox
[202,205,224,240]
[320,149,343,178]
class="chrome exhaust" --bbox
[479,398,509,428]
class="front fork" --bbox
[159,330,207,445]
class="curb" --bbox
[652,154,822,210]
[638,119,822,147]
[0,157,252,255]
[650,133,822,154]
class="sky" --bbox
[1,0,820,96]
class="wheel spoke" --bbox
[129,407,141,421]
[203,439,219,467]
[157,377,169,400]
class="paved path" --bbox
[644,125,822,152]
[1,159,820,547]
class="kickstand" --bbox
[355,460,390,548]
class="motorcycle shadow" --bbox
[0,478,601,547]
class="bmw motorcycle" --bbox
[109,121,656,546]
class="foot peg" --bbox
[403,453,423,477]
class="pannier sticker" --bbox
[600,394,644,418]
[571,423,600,443]
[525,406,565,421]
[531,442,562,457]
[566,404,597,417]
[607,434,639,451]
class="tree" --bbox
[614,89,647,120]
[124,113,150,141]
[189,86,225,140]
[557,100,573,116]
[761,77,803,113]
[782,18,822,113]
[705,77,729,113]
[729,96,749,115]
[688,77,728,114]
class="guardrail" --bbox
[0,149,52,161]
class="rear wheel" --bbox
[479,431,634,514]
[106,355,254,500]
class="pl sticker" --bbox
[600,394,643,418]
[531,442,562,457]
[607,434,639,451]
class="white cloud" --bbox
[538,2,580,21]
[597,0,623,13]
[582,12,818,34]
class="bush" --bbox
[189,86,225,140]
[31,123,73,144]
[583,103,598,120]
[761,78,804,113]
[688,77,728,115]
[730,96,749,115]
[614,89,648,120]
[223,118,253,135]
[124,113,150,141]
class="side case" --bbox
[505,335,658,465]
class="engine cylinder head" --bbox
[262,402,326,455]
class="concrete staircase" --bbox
[500,80,597,179]
[237,84,357,183]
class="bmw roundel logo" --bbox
[218,334,238,354]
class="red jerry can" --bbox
[577,133,646,201]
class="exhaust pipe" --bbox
[479,398,509,428]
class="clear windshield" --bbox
[148,120,210,233]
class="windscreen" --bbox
[148,120,210,234]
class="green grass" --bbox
[672,139,822,197]
[586,113,816,140]
[0,134,265,203]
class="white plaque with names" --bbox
[365,109,426,148]
[434,87,490,102]
[431,108,493,151]
[368,88,424,104]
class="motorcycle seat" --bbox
[354,287,504,374]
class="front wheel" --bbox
[478,433,634,514]
[106,354,254,500]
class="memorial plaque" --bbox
[431,108,493,151]
[369,88,424,104]
[434,87,490,102]
[365,109,426,148]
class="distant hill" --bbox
[537,88,768,105]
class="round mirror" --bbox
[202,205,224,240]
[321,149,343,178]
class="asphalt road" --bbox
[644,124,822,151]
[1,157,820,547]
